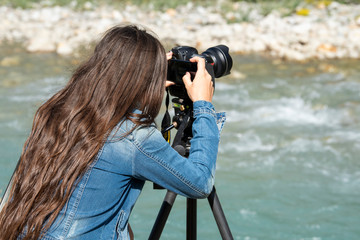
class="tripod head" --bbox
[161,97,194,157]
[153,97,194,190]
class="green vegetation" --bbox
[0,0,210,9]
[1,0,360,9]
[0,0,359,18]
[0,0,359,9]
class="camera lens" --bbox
[201,45,233,78]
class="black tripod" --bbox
[149,98,233,240]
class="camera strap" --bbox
[161,88,171,142]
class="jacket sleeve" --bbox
[131,101,220,199]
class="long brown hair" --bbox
[0,25,167,239]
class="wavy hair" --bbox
[0,25,167,239]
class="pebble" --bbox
[0,2,360,61]
[0,56,20,66]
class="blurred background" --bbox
[1,1,359,239]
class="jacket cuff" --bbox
[193,101,216,119]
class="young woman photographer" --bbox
[0,24,224,240]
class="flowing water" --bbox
[1,44,359,239]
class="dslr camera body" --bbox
[167,45,233,100]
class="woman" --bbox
[0,25,224,239]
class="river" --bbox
[0,44,359,239]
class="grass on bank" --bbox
[2,0,360,8]
[2,0,360,9]
[1,0,360,23]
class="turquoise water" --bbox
[1,45,359,239]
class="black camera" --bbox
[167,45,233,100]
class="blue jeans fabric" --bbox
[42,101,225,239]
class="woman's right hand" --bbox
[182,57,214,103]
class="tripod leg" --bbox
[207,187,234,240]
[149,190,177,240]
[187,198,197,240]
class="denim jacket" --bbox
[41,101,225,240]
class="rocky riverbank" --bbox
[1,2,360,61]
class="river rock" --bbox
[0,2,360,60]
[56,42,73,55]
[0,56,21,67]
[26,30,56,52]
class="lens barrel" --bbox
[201,45,233,78]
